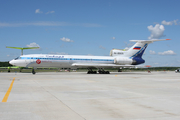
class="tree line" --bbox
[0,62,12,67]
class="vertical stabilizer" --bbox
[125,42,148,58]
[125,39,170,58]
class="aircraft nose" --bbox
[9,60,15,65]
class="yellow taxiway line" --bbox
[2,78,15,102]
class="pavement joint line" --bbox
[33,80,86,120]
[2,77,15,102]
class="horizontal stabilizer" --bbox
[130,39,171,43]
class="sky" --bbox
[0,0,180,67]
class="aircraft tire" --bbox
[32,69,36,74]
[118,69,122,72]
[98,70,110,74]
[87,71,97,74]
[106,71,110,74]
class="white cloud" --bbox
[49,52,68,55]
[124,41,134,48]
[112,37,116,40]
[26,42,40,47]
[87,54,94,56]
[60,37,74,42]
[0,22,71,27]
[161,20,178,25]
[149,50,156,55]
[174,19,178,25]
[35,9,43,14]
[0,21,102,28]
[80,23,102,27]
[147,24,165,39]
[158,50,176,55]
[99,45,106,50]
[161,20,173,25]
[46,11,55,14]
[124,47,129,50]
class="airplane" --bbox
[9,39,170,74]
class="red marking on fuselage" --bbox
[36,59,41,64]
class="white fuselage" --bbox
[10,54,130,69]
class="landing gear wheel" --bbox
[118,69,122,72]
[32,69,36,74]
[87,70,97,74]
[98,70,110,74]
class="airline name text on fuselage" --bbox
[46,55,64,58]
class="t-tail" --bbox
[111,39,170,65]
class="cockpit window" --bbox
[14,57,20,60]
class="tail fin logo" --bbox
[133,47,141,50]
[131,43,148,58]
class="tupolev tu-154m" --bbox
[9,39,170,74]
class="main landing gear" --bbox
[87,69,97,74]
[118,69,122,72]
[87,68,110,74]
[98,69,110,74]
[32,68,36,74]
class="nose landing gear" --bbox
[32,68,36,74]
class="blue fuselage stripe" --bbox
[20,57,114,62]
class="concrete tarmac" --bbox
[0,71,180,120]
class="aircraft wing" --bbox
[71,63,135,68]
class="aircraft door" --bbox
[25,59,29,66]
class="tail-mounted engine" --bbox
[114,57,145,65]
[114,57,133,65]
